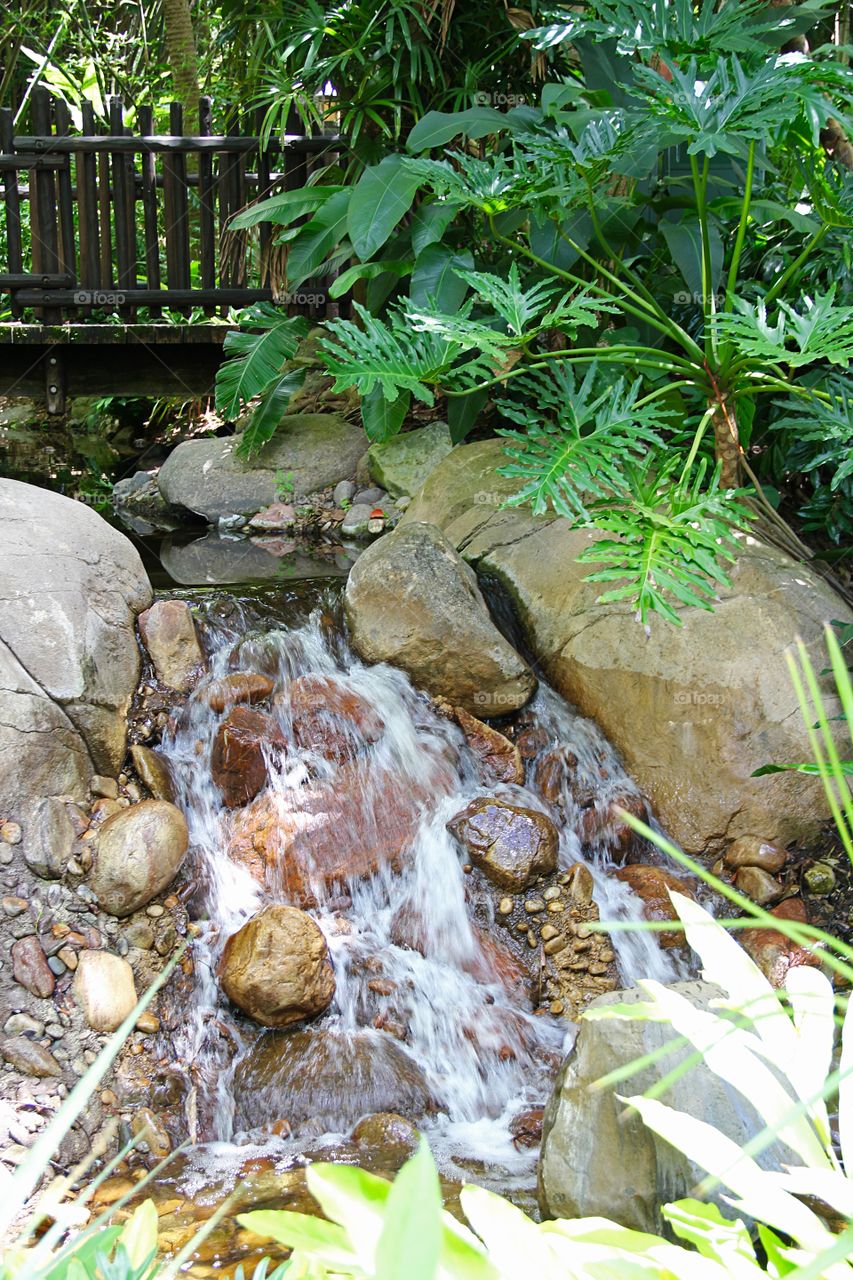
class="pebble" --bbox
[123,921,155,950]
[527,931,539,948]
[1,1037,62,1078]
[547,901,565,913]
[90,776,119,800]
[524,899,546,914]
[0,844,13,865]
[734,865,785,906]
[497,898,513,916]
[146,905,165,919]
[66,859,84,877]
[540,924,558,942]
[57,947,78,971]
[2,897,27,917]
[543,886,561,901]
[45,1023,63,1039]
[544,936,567,955]
[47,956,66,976]
[549,1000,564,1015]
[11,936,55,998]
[0,822,22,845]
[3,1013,43,1038]
[803,862,836,895]
[101,1089,118,1106]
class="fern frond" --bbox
[719,290,853,368]
[215,307,311,419]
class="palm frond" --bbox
[215,307,311,419]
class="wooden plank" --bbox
[109,97,134,317]
[198,96,216,315]
[0,108,24,318]
[0,272,73,287]
[255,108,272,289]
[0,322,236,344]
[138,105,161,318]
[217,105,237,292]
[162,102,190,298]
[0,154,68,169]
[29,90,61,322]
[97,110,113,287]
[16,287,273,306]
[13,133,341,154]
[53,98,77,287]
[78,101,101,309]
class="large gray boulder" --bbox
[345,521,536,716]
[403,441,852,854]
[539,980,802,1233]
[0,481,152,848]
[367,421,453,499]
[157,414,369,521]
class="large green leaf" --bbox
[410,244,474,310]
[329,258,412,299]
[230,186,344,230]
[448,387,488,443]
[215,309,310,418]
[375,1145,442,1280]
[361,385,411,442]
[347,155,421,260]
[661,215,724,302]
[407,107,508,153]
[286,189,352,289]
[236,369,307,459]
[411,199,460,256]
[237,1209,355,1269]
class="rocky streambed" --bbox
[0,448,851,1270]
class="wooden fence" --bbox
[0,88,340,322]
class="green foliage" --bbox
[213,307,310,460]
[718,290,853,368]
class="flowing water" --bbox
[156,585,687,1196]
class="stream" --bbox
[139,580,687,1231]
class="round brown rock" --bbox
[90,800,189,917]
[219,904,335,1028]
[73,951,137,1032]
[448,798,558,891]
[724,836,787,875]
[614,865,694,949]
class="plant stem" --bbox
[764,224,829,306]
[678,405,716,487]
[723,139,756,313]
[690,153,715,360]
[634,379,701,407]
[444,350,699,398]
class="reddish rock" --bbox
[448,799,558,892]
[211,706,285,808]
[202,672,275,713]
[248,503,296,531]
[534,747,578,806]
[725,837,787,874]
[11,936,55,999]
[615,865,694,948]
[455,707,524,785]
[578,793,648,859]
[464,930,532,1002]
[510,1107,544,1149]
[734,865,785,906]
[229,762,451,904]
[281,674,385,764]
[138,599,205,693]
[741,898,822,987]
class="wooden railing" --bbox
[0,88,340,323]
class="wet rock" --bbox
[90,775,119,799]
[201,673,275,714]
[510,1107,544,1149]
[578,793,648,859]
[90,800,189,917]
[248,504,296,531]
[803,862,836,895]
[367,421,453,500]
[211,706,286,808]
[282,674,384,764]
[130,745,176,803]
[465,930,532,1003]
[0,480,152,828]
[448,799,558,892]
[11,936,55,998]
[157,414,369,522]
[734,865,785,906]
[233,1029,434,1135]
[131,1107,171,1157]
[219,905,335,1028]
[73,951,137,1032]
[137,600,206,693]
[229,761,450,905]
[614,865,694,949]
[1,1036,62,1077]
[454,707,524,785]
[539,980,802,1233]
[724,837,787,875]
[351,1112,420,1157]
[345,522,535,717]
[741,898,822,987]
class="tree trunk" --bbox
[711,398,741,488]
[162,0,200,121]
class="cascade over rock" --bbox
[403,440,853,853]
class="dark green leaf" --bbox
[348,155,422,260]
